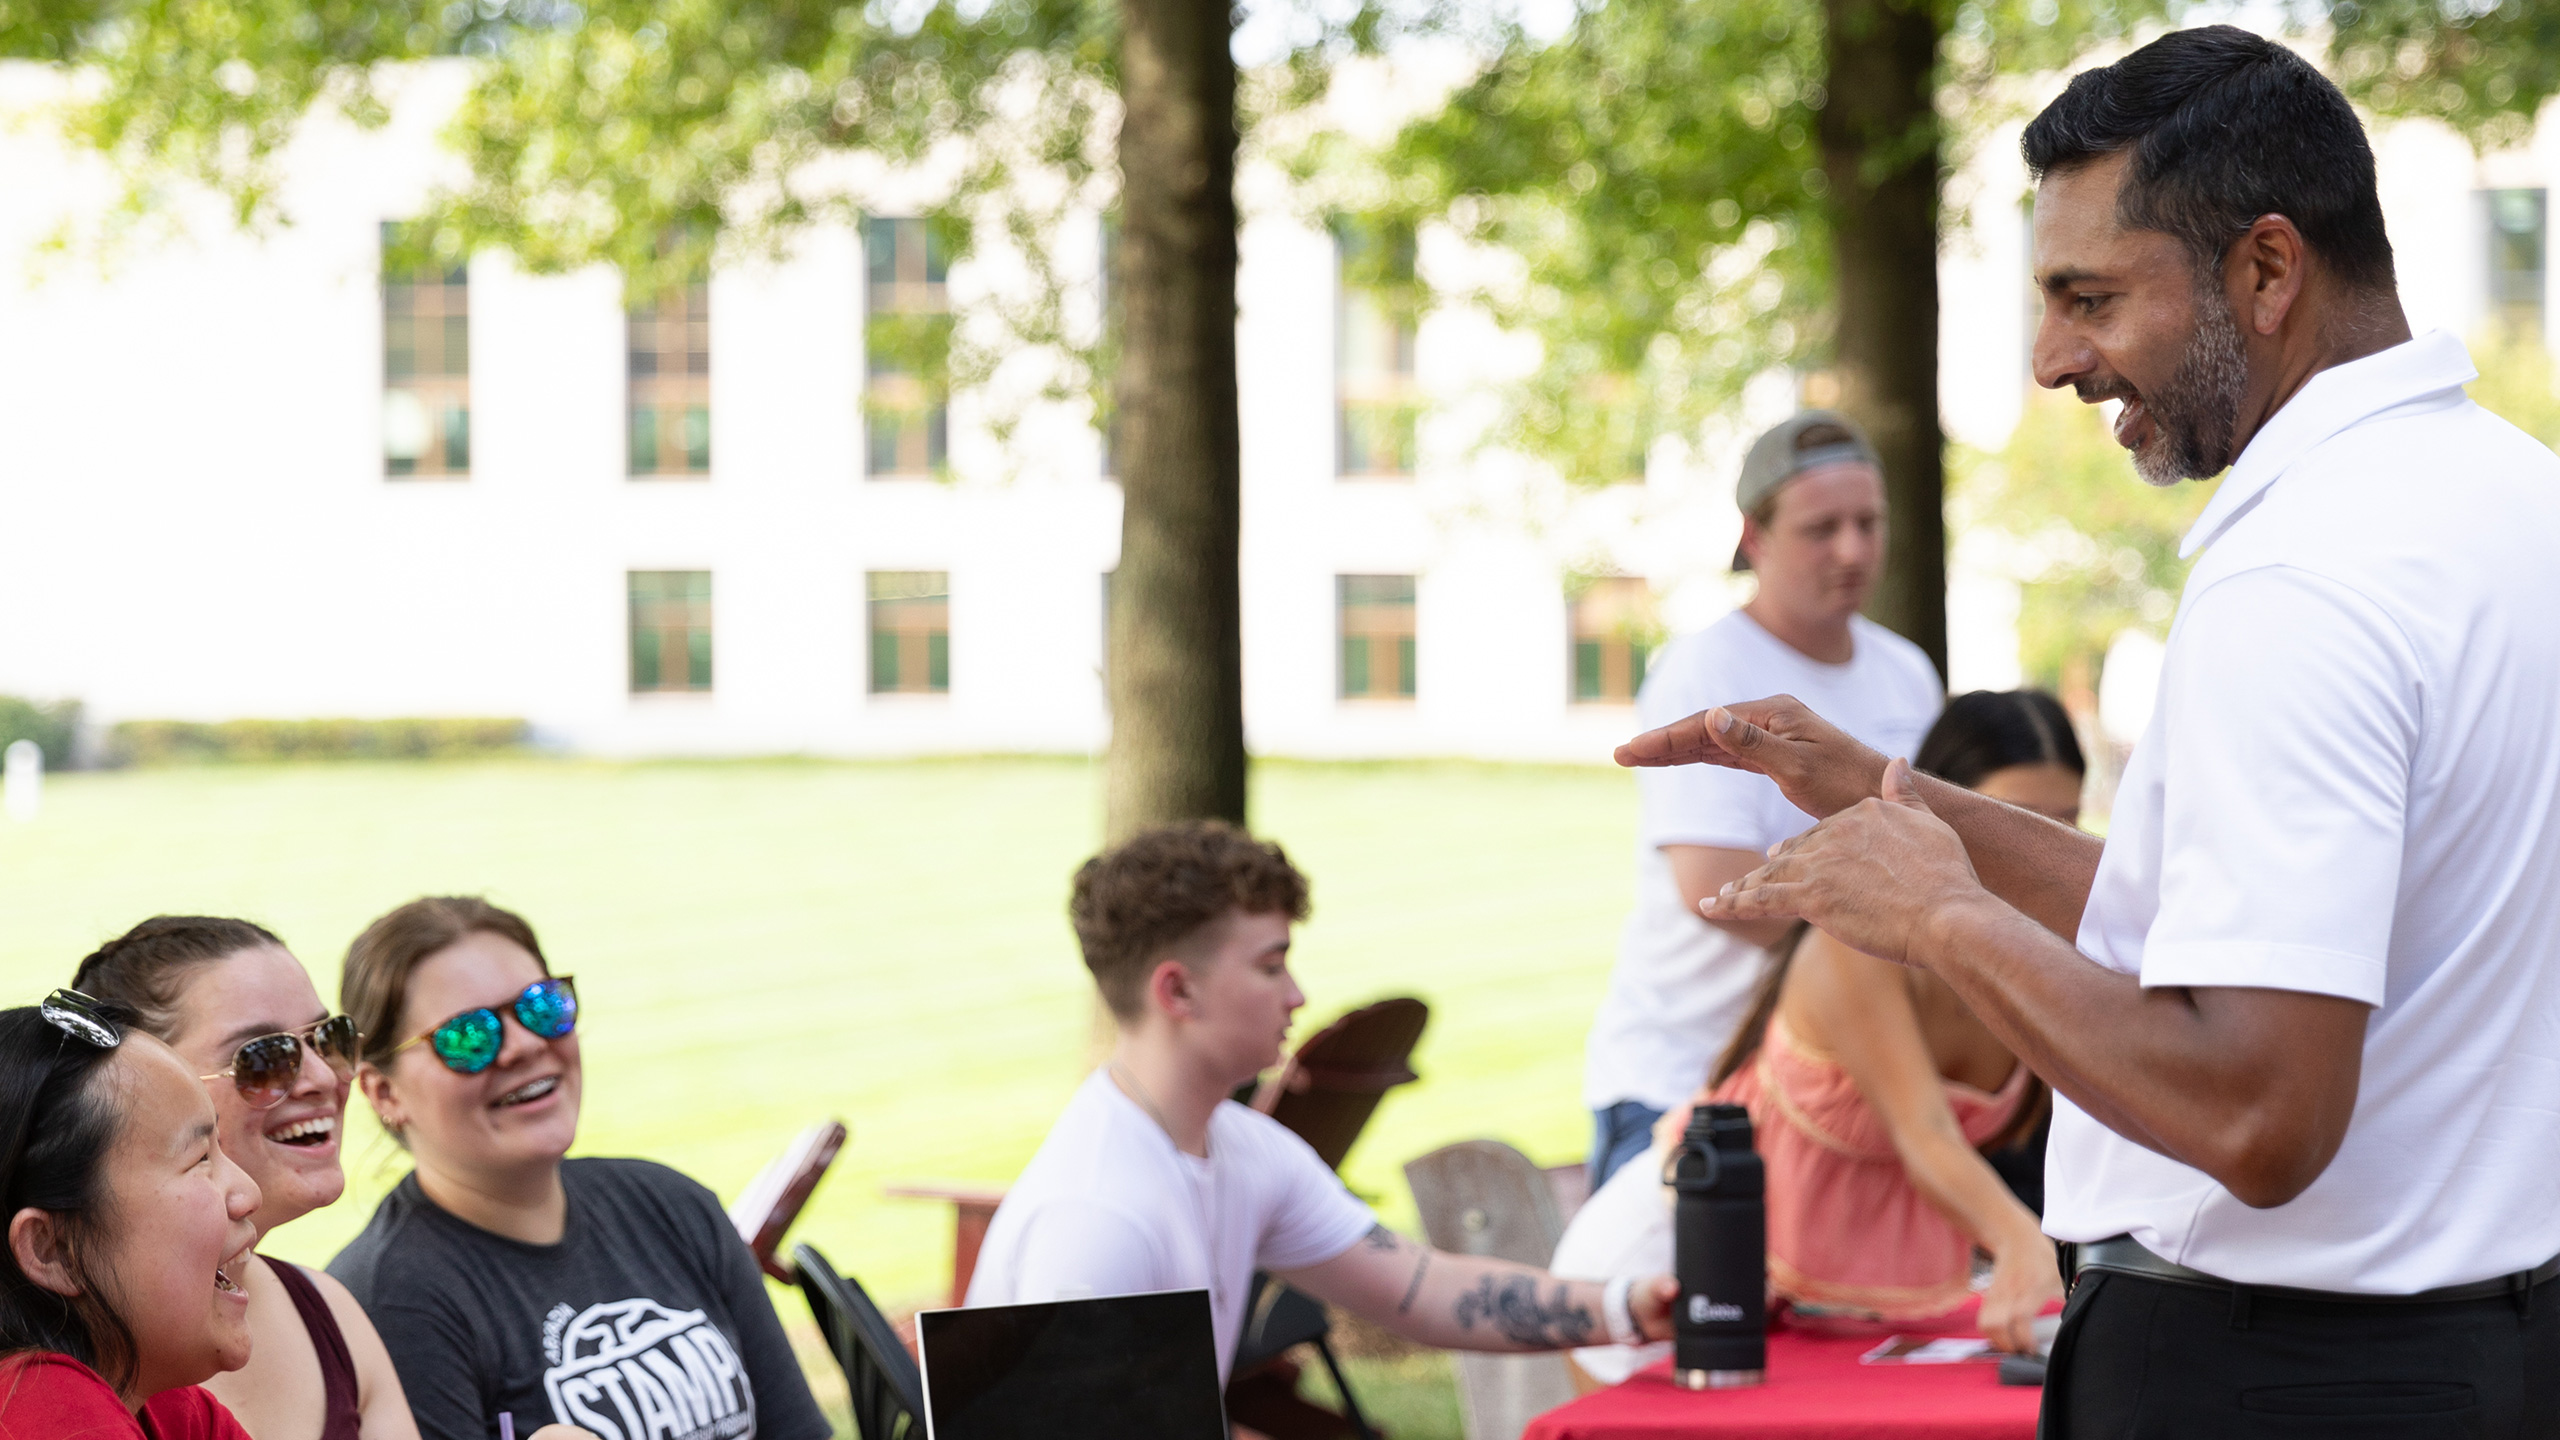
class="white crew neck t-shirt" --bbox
[1584,610,1943,1113]
[965,1069,1378,1377]
[2045,332,2560,1292]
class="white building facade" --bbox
[1,59,2550,761]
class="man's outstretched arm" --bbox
[1618,697,2105,939]
[1279,1225,1676,1353]
[1705,761,2370,1208]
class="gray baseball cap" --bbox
[1736,409,1880,515]
[1732,409,1881,571]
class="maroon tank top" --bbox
[265,1255,365,1440]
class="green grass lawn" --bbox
[0,756,1637,1435]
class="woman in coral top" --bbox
[1710,689,2082,1352]
[0,990,262,1439]
[1554,690,2082,1375]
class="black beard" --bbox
[2131,279,2249,486]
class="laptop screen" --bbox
[917,1289,1227,1440]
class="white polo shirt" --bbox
[2044,331,2560,1292]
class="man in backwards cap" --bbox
[1579,409,1942,1188]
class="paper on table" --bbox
[1859,1336,1997,1365]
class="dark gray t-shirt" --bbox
[330,1157,831,1440]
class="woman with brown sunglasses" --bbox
[73,917,424,1440]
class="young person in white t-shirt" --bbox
[968,821,1675,1400]
[1583,409,1943,1186]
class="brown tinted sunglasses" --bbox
[198,1014,360,1109]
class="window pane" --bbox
[386,316,417,378]
[683,406,711,471]
[629,572,711,693]
[867,414,900,474]
[630,407,659,474]
[443,406,470,471]
[865,217,896,289]
[1569,577,1658,703]
[1397,637,1416,697]
[1340,575,1416,607]
[870,631,900,692]
[1343,636,1371,697]
[632,629,662,690]
[927,632,949,691]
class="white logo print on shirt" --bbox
[541,1297,757,1440]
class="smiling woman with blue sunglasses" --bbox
[325,898,827,1440]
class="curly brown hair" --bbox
[1069,820,1310,1019]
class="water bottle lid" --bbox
[1687,1101,1754,1150]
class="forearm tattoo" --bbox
[1362,1223,1402,1252]
[1453,1273,1597,1348]
[1397,1248,1431,1315]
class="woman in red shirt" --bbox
[0,989,263,1438]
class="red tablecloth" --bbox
[1521,1328,2042,1440]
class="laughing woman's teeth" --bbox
[214,1268,242,1294]
[498,1076,558,1107]
[266,1116,335,1145]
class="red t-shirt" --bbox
[0,1352,253,1439]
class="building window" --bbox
[1339,574,1417,700]
[869,571,950,694]
[1570,576,1659,704]
[2487,188,2546,336]
[865,217,950,477]
[383,224,468,478]
[1336,220,1419,479]
[630,264,710,477]
[629,571,712,693]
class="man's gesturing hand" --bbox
[1613,695,1890,822]
[1699,758,1990,965]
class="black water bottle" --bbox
[1670,1102,1766,1388]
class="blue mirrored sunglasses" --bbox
[387,976,578,1075]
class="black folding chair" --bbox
[793,1242,923,1440]
[1232,1272,1381,1440]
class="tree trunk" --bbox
[1107,0,1247,840]
[1821,0,1948,678]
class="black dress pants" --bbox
[2041,1269,2560,1438]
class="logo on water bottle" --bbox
[1686,1294,1744,1324]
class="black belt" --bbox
[2069,1234,2560,1306]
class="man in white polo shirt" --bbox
[1582,409,1941,1187]
[1618,26,2560,1432]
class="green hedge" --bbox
[107,717,531,766]
[0,697,83,769]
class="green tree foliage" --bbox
[1364,0,2176,485]
[0,696,82,769]
[1952,392,2210,690]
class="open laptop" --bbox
[916,1289,1228,1440]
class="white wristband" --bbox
[1602,1275,1640,1346]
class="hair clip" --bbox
[40,989,122,1049]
